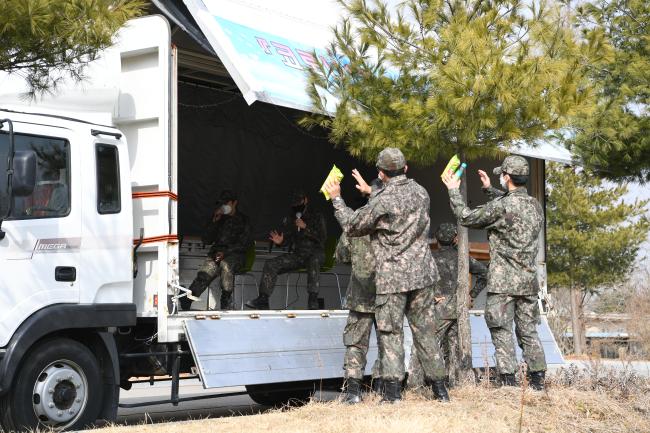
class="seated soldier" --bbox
[180,190,251,311]
[245,189,326,310]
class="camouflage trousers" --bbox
[375,287,446,381]
[192,255,243,295]
[259,252,323,296]
[484,293,547,374]
[409,318,458,386]
[343,311,383,380]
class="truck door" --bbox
[0,124,81,347]
[112,15,178,341]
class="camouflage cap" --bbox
[435,223,457,245]
[493,155,529,176]
[376,147,406,171]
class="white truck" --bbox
[0,108,354,431]
[0,11,563,432]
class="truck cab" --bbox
[0,113,136,430]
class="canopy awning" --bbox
[180,0,576,165]
[507,140,574,165]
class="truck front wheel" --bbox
[0,338,103,432]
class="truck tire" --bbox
[0,338,103,432]
[246,383,313,407]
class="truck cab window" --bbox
[96,144,121,214]
[0,132,70,219]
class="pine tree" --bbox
[568,0,649,182]
[302,0,603,380]
[0,0,144,97]
[546,162,649,354]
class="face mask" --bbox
[220,204,232,215]
[499,174,508,189]
[370,178,383,192]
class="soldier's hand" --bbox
[434,296,445,304]
[478,170,491,189]
[269,230,284,245]
[352,169,371,195]
[214,252,224,262]
[325,179,341,199]
[442,171,461,190]
[212,208,223,222]
[295,218,307,230]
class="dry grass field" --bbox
[96,366,650,433]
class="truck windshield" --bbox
[0,132,71,219]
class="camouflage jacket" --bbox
[335,233,376,313]
[448,186,543,296]
[433,245,488,319]
[202,212,252,259]
[333,175,439,295]
[281,206,327,256]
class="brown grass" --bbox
[95,381,650,433]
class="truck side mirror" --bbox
[11,150,36,197]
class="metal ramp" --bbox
[469,313,564,368]
[183,311,392,388]
[184,311,563,389]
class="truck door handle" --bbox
[55,266,76,282]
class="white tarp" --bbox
[507,140,575,165]
[182,0,340,112]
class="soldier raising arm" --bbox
[325,148,450,403]
[334,177,384,404]
[441,155,547,391]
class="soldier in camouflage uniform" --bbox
[408,223,487,386]
[442,155,547,390]
[245,190,327,310]
[336,233,377,403]
[181,190,252,311]
[325,148,449,403]
[335,177,383,404]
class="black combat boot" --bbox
[372,377,385,395]
[245,293,270,310]
[220,291,234,310]
[425,378,450,402]
[341,378,363,404]
[528,370,545,391]
[380,380,402,404]
[180,272,211,311]
[308,293,320,310]
[500,373,517,387]
[179,296,192,311]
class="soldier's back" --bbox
[346,235,376,312]
[432,247,458,298]
[499,190,543,266]
[372,176,438,294]
[487,188,543,295]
